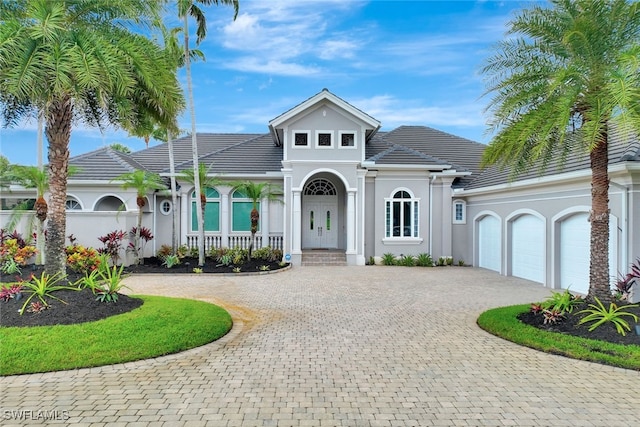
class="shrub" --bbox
[415,253,433,267]
[162,254,181,269]
[252,246,272,261]
[577,298,639,336]
[156,244,173,260]
[269,248,283,263]
[227,247,248,265]
[542,289,582,314]
[66,245,101,273]
[128,226,154,258]
[0,238,37,270]
[381,253,396,266]
[399,254,416,267]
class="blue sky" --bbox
[0,0,535,166]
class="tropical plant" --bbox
[232,267,241,273]
[577,298,639,336]
[259,265,270,271]
[541,289,583,314]
[0,1,184,276]
[615,257,640,300]
[0,283,23,301]
[128,226,154,262]
[94,263,129,303]
[399,254,416,267]
[381,253,396,266]
[163,254,181,269]
[480,0,640,301]
[65,245,101,273]
[415,253,434,267]
[97,230,127,266]
[192,267,203,274]
[177,0,239,266]
[18,272,78,315]
[542,309,565,325]
[231,181,284,258]
[0,238,37,271]
[109,143,132,154]
[113,171,166,264]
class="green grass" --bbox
[477,304,640,371]
[0,295,232,376]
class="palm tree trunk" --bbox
[184,12,205,266]
[44,97,72,276]
[167,133,179,252]
[589,130,610,302]
[36,111,45,265]
[250,207,259,258]
[135,206,143,264]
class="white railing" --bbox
[186,234,283,251]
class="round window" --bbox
[160,200,172,215]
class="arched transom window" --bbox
[304,179,337,196]
[385,190,419,238]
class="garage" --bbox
[511,215,545,283]
[560,213,618,295]
[478,215,501,273]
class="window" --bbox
[453,200,466,224]
[232,189,259,232]
[294,132,308,147]
[65,197,82,211]
[191,188,220,232]
[340,132,355,147]
[385,190,419,238]
[160,200,172,216]
[316,131,333,148]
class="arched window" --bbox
[303,178,337,196]
[232,189,259,232]
[191,188,220,231]
[385,190,419,238]
[65,197,82,211]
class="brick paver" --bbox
[2,266,640,426]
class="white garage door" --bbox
[512,215,544,283]
[560,213,618,295]
[478,215,501,273]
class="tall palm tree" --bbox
[113,170,168,264]
[180,163,224,248]
[232,182,283,258]
[0,0,183,275]
[178,0,239,266]
[481,0,640,301]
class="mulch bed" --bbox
[1,257,288,328]
[518,299,640,346]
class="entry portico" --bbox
[271,89,380,266]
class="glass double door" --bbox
[302,198,338,249]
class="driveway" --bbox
[2,266,640,426]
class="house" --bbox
[2,89,639,294]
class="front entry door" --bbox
[303,198,338,249]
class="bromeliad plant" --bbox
[76,255,129,303]
[577,298,639,336]
[18,272,78,315]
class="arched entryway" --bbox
[302,178,339,249]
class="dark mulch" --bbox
[518,299,640,346]
[1,257,289,328]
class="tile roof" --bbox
[465,126,640,190]
[69,147,147,180]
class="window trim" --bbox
[190,187,220,232]
[453,200,466,224]
[159,200,172,216]
[384,188,420,240]
[338,131,357,149]
[292,130,311,149]
[315,130,334,149]
[65,196,83,211]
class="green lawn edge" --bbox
[0,295,233,376]
[477,304,640,371]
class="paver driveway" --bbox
[2,266,640,426]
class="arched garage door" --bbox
[560,213,617,295]
[478,215,501,273]
[511,215,544,283]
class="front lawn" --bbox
[0,295,232,376]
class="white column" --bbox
[221,191,229,248]
[180,188,189,244]
[261,196,269,248]
[293,190,302,253]
[347,190,356,253]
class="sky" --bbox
[0,0,539,166]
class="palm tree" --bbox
[232,182,283,258]
[180,163,224,249]
[178,0,239,266]
[0,1,183,275]
[113,170,168,264]
[481,0,640,301]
